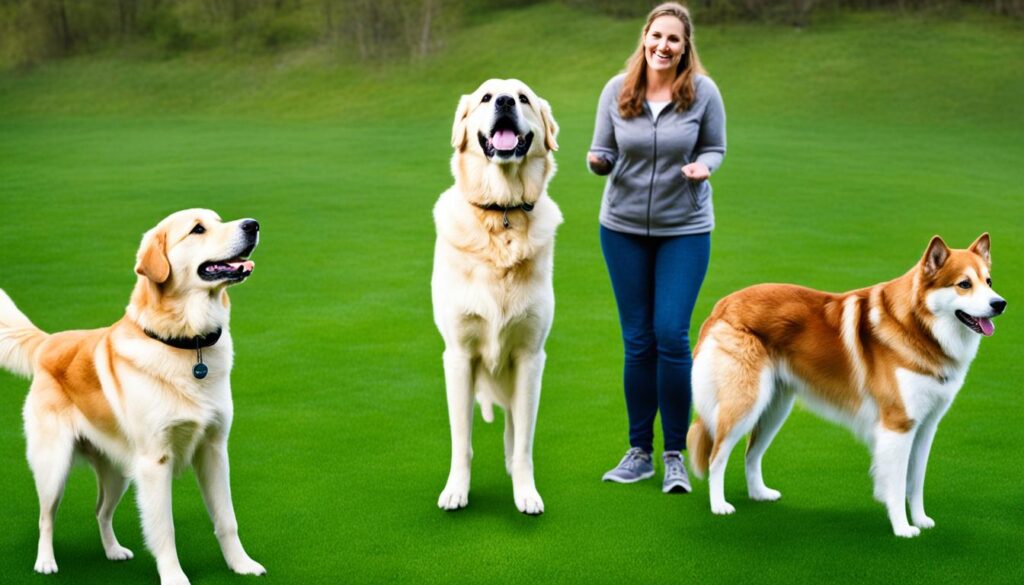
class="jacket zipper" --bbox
[647,109,659,236]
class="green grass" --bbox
[1,4,1023,584]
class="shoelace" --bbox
[664,455,686,479]
[621,448,650,471]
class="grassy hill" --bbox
[1,4,1022,584]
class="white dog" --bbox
[0,209,265,584]
[432,79,562,515]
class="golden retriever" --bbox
[432,79,562,515]
[0,209,265,584]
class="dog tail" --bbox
[687,417,712,480]
[0,289,47,378]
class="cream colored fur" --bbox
[0,209,265,584]
[433,79,563,515]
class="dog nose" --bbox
[241,219,259,235]
[991,299,1007,314]
[495,94,515,112]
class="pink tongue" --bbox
[491,130,518,151]
[227,260,255,273]
[979,317,994,336]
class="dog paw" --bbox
[438,486,469,510]
[749,487,782,502]
[711,501,736,515]
[34,558,58,574]
[913,515,936,529]
[105,544,134,561]
[892,524,921,538]
[514,488,544,515]
[230,557,267,576]
[159,569,191,585]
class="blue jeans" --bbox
[600,226,711,453]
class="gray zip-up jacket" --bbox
[589,73,726,236]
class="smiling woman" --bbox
[586,2,726,494]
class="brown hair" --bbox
[618,2,707,118]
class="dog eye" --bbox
[190,224,206,235]
[481,94,492,103]
[986,277,992,286]
[957,280,972,289]
[519,94,530,105]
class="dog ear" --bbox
[921,235,950,277]
[135,228,170,284]
[451,94,473,151]
[969,232,991,266]
[539,97,559,152]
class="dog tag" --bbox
[193,363,208,379]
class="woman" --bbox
[588,2,725,493]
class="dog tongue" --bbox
[227,260,255,273]
[492,130,518,151]
[978,317,994,336]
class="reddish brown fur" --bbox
[691,235,992,473]
[136,231,169,284]
[686,418,711,477]
[36,329,119,436]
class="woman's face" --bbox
[643,15,686,74]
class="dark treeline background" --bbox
[1,0,1021,67]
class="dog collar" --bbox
[143,327,222,379]
[472,201,535,228]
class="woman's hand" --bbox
[588,152,613,176]
[681,162,710,181]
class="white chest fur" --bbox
[894,366,967,423]
[431,190,562,373]
[92,330,235,470]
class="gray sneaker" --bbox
[662,451,691,493]
[602,447,654,483]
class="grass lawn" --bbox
[1,4,1022,584]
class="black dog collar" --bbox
[144,327,222,379]
[473,201,535,228]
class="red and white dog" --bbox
[687,234,1005,537]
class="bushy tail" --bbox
[0,289,47,378]
[687,417,712,480]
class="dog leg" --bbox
[26,411,74,575]
[708,425,745,515]
[702,327,772,515]
[509,350,545,515]
[906,404,949,530]
[438,349,474,510]
[194,438,266,576]
[745,389,794,502]
[709,364,772,515]
[873,426,919,538]
[90,454,134,561]
[134,453,190,585]
[504,409,515,476]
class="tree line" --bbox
[1,0,1021,67]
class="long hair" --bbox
[618,2,707,118]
